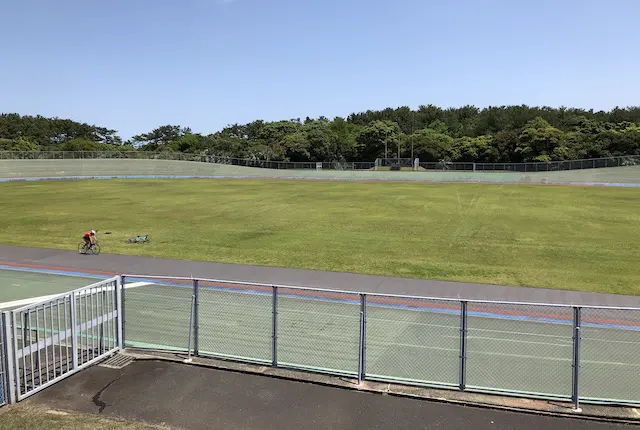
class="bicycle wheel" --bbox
[91,244,101,255]
[78,242,87,254]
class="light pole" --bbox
[411,135,414,161]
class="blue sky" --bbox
[1,0,639,139]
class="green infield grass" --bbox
[0,179,639,295]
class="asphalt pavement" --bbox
[26,359,634,430]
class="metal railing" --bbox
[419,157,640,172]
[0,150,377,170]
[1,277,122,403]
[209,157,377,170]
[0,315,7,406]
[1,151,639,172]
[121,275,640,409]
[2,273,639,409]
[0,150,211,162]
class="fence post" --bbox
[272,286,278,367]
[357,293,366,385]
[119,276,126,349]
[193,279,199,357]
[115,276,122,349]
[2,312,17,404]
[362,294,367,378]
[13,313,21,402]
[70,294,79,370]
[184,294,196,363]
[459,301,468,391]
[571,307,582,412]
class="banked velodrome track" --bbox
[1,159,640,186]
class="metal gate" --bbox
[0,313,7,406]
[2,277,123,402]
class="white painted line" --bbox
[0,293,67,309]
[0,281,151,309]
[124,282,152,289]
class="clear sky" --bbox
[1,0,639,138]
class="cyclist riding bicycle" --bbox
[83,230,96,249]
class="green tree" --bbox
[355,120,402,160]
[256,120,302,160]
[169,132,203,153]
[4,104,640,163]
[59,138,118,152]
[453,135,497,162]
[133,125,190,150]
[328,117,358,160]
[410,129,455,162]
[281,132,311,161]
[0,138,39,151]
[302,118,341,161]
[516,118,566,161]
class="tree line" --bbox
[2,105,640,163]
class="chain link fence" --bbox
[122,277,194,352]
[276,288,361,376]
[465,302,574,399]
[119,275,640,408]
[420,157,640,173]
[2,275,640,408]
[0,151,377,170]
[365,296,460,387]
[198,279,272,363]
[1,151,638,172]
[580,308,640,404]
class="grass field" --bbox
[1,179,639,295]
[0,405,169,429]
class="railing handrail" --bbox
[1,150,639,171]
[121,274,640,310]
[10,276,120,313]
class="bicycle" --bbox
[78,240,101,255]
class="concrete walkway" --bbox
[1,244,639,307]
[26,359,630,430]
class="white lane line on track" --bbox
[0,281,151,309]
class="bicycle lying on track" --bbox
[78,241,101,255]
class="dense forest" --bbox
[2,105,640,163]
